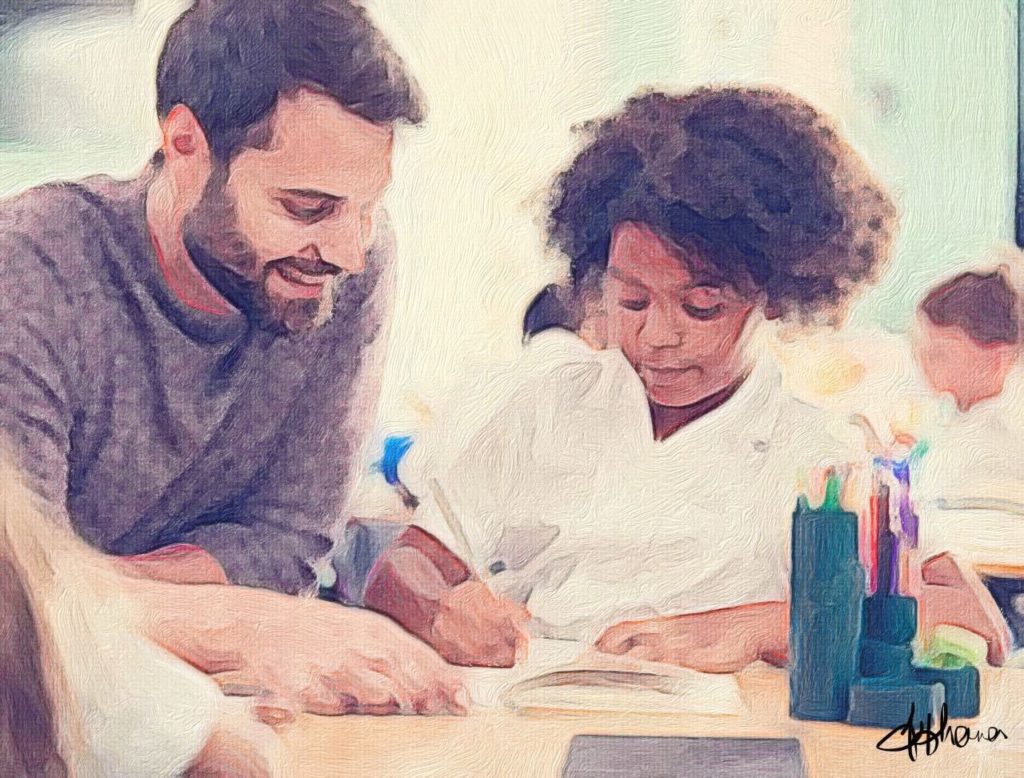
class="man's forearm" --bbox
[175,520,331,595]
[135,580,259,674]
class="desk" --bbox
[283,666,1024,776]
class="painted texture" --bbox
[0,1,1016,424]
[0,2,1022,776]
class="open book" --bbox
[463,639,746,716]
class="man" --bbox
[0,0,524,727]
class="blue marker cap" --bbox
[374,435,414,485]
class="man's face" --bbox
[604,221,756,407]
[184,89,393,334]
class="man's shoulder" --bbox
[0,176,138,286]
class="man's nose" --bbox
[309,226,367,275]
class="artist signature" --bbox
[875,703,1008,761]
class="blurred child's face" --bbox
[604,221,756,407]
[914,314,1018,409]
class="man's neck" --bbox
[145,171,236,316]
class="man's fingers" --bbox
[412,677,468,716]
[251,694,298,728]
[594,624,630,654]
[922,553,962,586]
[920,557,1013,667]
[513,625,530,664]
[400,639,468,705]
[211,670,272,699]
[334,668,406,715]
[363,652,424,707]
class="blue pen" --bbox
[375,436,484,577]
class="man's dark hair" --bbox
[920,270,1020,345]
[156,0,424,160]
[544,87,897,327]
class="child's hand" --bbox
[918,552,1012,666]
[429,580,531,668]
[595,602,788,673]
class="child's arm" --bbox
[329,518,530,667]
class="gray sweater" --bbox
[0,174,388,593]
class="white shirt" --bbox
[403,330,846,640]
[769,329,1024,568]
[914,365,1024,566]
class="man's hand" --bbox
[428,580,530,668]
[918,552,1011,666]
[228,598,469,717]
[595,602,788,673]
[115,544,230,585]
[138,583,468,718]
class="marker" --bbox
[875,482,897,595]
[866,478,880,594]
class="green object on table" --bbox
[919,625,987,670]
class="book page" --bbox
[463,639,745,715]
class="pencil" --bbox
[427,478,487,580]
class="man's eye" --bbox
[280,199,335,222]
[683,303,724,321]
[619,299,649,311]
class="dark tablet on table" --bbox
[563,735,805,778]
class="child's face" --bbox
[603,221,756,407]
[913,315,1017,408]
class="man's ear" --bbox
[159,105,214,208]
[161,104,211,161]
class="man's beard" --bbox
[182,176,343,336]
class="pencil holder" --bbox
[789,496,865,722]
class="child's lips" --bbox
[642,364,700,375]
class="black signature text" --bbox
[875,703,1007,761]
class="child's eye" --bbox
[619,299,649,311]
[683,303,724,321]
[682,285,726,320]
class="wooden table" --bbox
[283,667,1024,776]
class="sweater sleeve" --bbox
[0,226,83,519]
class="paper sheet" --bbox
[462,639,745,716]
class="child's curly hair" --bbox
[546,87,897,326]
